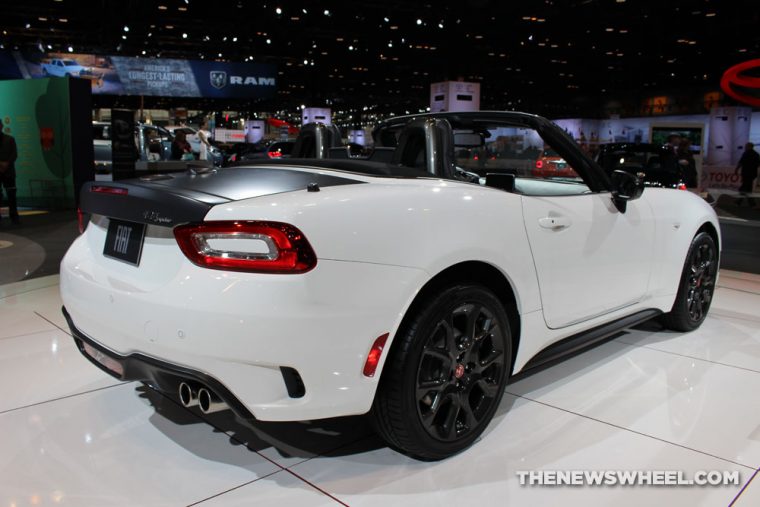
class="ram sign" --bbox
[0,51,277,99]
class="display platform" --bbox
[0,271,759,506]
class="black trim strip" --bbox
[519,309,662,373]
[62,306,256,421]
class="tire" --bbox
[661,232,718,332]
[371,284,512,460]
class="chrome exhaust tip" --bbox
[198,387,228,414]
[178,382,199,408]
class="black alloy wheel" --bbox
[371,284,512,460]
[661,232,718,332]
[686,241,716,323]
[416,303,506,441]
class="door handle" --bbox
[538,215,572,229]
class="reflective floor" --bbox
[1,271,759,506]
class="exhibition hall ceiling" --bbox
[1,0,758,116]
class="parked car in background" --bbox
[228,140,295,164]
[42,58,86,77]
[532,147,579,178]
[165,125,224,166]
[92,121,175,169]
[596,143,686,189]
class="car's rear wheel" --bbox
[371,284,512,460]
[661,232,718,332]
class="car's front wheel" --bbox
[661,231,718,332]
[371,284,512,460]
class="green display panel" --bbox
[0,77,74,208]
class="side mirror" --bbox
[611,169,644,212]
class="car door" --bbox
[522,191,655,329]
[518,123,656,329]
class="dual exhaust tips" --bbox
[178,381,228,414]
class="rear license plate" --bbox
[103,219,146,266]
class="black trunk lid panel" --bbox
[80,167,363,227]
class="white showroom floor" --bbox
[1,271,760,506]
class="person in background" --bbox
[198,121,212,162]
[735,142,759,207]
[677,139,698,189]
[171,130,193,160]
[0,125,19,225]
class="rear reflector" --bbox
[91,185,128,195]
[174,221,317,274]
[535,160,544,169]
[363,333,390,377]
[77,208,86,234]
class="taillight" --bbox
[174,221,317,274]
[268,150,283,158]
[363,333,390,377]
[535,160,544,169]
[677,183,687,190]
[91,185,128,195]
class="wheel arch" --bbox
[696,221,720,253]
[378,260,521,381]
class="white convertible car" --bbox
[61,112,719,460]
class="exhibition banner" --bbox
[701,165,742,191]
[0,78,75,207]
[0,51,277,99]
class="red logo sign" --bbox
[720,59,760,107]
[39,127,54,151]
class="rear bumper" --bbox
[60,229,427,421]
[64,306,256,420]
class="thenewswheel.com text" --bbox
[516,470,741,487]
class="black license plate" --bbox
[103,219,146,266]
